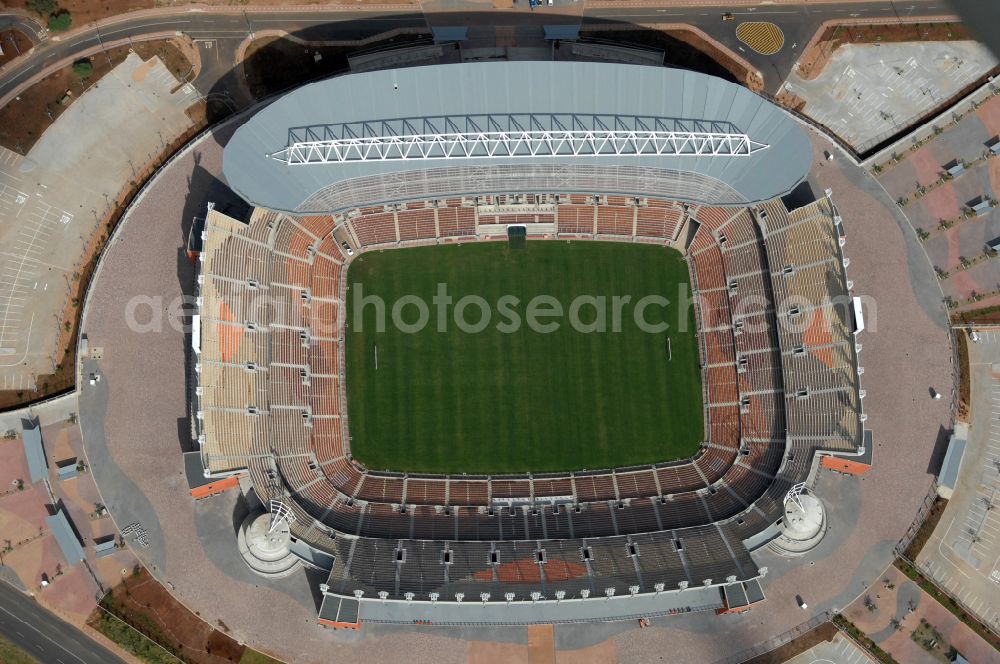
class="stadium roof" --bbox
[224,62,812,213]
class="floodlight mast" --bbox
[269,130,769,165]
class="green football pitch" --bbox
[344,240,703,474]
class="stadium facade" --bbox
[191,61,870,628]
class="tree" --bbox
[48,11,72,33]
[72,60,92,78]
[27,0,57,17]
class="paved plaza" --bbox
[0,52,197,392]
[0,393,139,625]
[842,564,996,663]
[875,90,1000,310]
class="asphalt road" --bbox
[0,581,127,664]
[0,1,961,106]
[0,13,45,44]
[583,0,956,92]
[0,9,429,108]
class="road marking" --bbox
[0,605,88,664]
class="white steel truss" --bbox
[268,499,296,533]
[783,482,808,511]
[269,130,768,165]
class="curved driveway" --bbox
[0,13,45,44]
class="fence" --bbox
[893,478,940,557]
[94,602,184,663]
[892,477,1000,639]
[712,610,831,664]
[860,73,1000,169]
[896,552,1000,637]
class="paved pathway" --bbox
[843,564,997,664]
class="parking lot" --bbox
[0,147,76,391]
[0,53,197,394]
[916,331,1000,630]
[784,631,874,664]
[785,40,997,152]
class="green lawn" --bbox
[345,240,703,474]
[0,635,39,664]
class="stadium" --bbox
[184,60,870,628]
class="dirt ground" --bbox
[242,33,428,100]
[902,496,948,561]
[8,1,151,28]
[89,568,246,664]
[743,622,840,664]
[956,330,970,420]
[0,38,193,153]
[797,21,975,81]
[955,305,1000,324]
[774,88,807,114]
[0,29,33,69]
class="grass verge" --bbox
[0,633,40,664]
[88,567,286,664]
